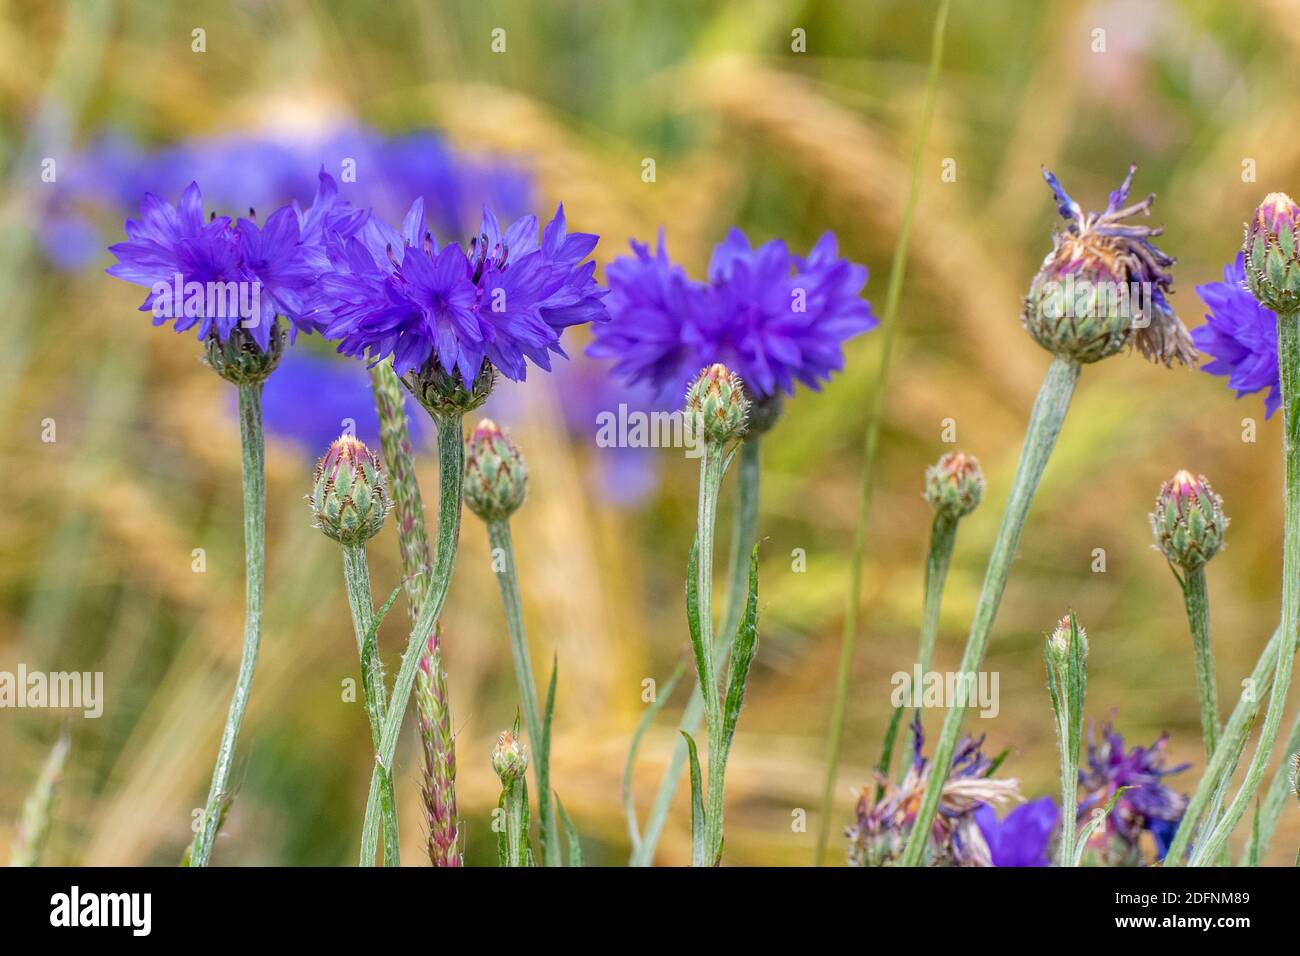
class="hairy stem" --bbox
[814,0,951,865]
[695,443,730,865]
[341,544,399,867]
[900,357,1079,867]
[1189,311,1300,866]
[632,436,760,866]
[899,512,958,769]
[360,413,464,857]
[486,519,559,865]
[1248,705,1300,863]
[1182,566,1220,759]
[189,382,266,867]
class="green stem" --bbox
[1182,566,1220,759]
[814,0,950,865]
[1166,623,1283,864]
[899,357,1079,867]
[694,443,730,865]
[631,436,760,867]
[899,513,957,770]
[1189,311,1300,866]
[368,359,461,865]
[368,359,433,624]
[341,544,399,867]
[1248,705,1300,863]
[188,382,266,867]
[359,413,464,857]
[486,519,559,865]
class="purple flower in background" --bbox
[1077,723,1190,865]
[107,181,326,350]
[589,227,875,407]
[45,126,531,272]
[260,347,427,454]
[322,202,607,386]
[847,720,1022,867]
[974,796,1058,867]
[1193,253,1280,417]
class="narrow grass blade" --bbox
[683,731,705,867]
[1073,786,1129,867]
[623,662,686,850]
[555,791,583,867]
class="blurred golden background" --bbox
[3,0,1299,865]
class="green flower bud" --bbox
[685,363,750,446]
[311,435,391,545]
[1046,613,1088,665]
[403,358,495,419]
[1243,192,1300,314]
[923,451,985,519]
[491,728,529,784]
[204,325,285,386]
[463,419,527,523]
[1149,470,1227,571]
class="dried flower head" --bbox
[847,721,1022,867]
[1023,165,1194,367]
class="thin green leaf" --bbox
[721,545,761,758]
[554,791,583,868]
[685,541,709,693]
[682,731,705,867]
[875,706,906,800]
[622,663,686,850]
[1073,786,1130,866]
[1248,800,1261,867]
[538,655,557,865]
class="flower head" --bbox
[320,202,607,389]
[973,796,1059,867]
[1150,470,1228,570]
[1023,164,1195,366]
[1243,191,1300,313]
[685,363,750,446]
[107,180,329,353]
[491,728,529,784]
[923,451,985,520]
[589,228,876,407]
[1193,253,1279,417]
[463,418,528,523]
[846,720,1022,867]
[310,435,391,545]
[1077,722,1189,864]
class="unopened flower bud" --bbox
[924,452,985,519]
[204,324,285,385]
[463,419,527,523]
[311,435,391,545]
[491,728,529,784]
[1047,613,1089,663]
[404,357,495,419]
[1243,192,1300,313]
[1150,470,1227,571]
[686,363,750,446]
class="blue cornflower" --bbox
[1193,253,1280,418]
[1077,722,1190,865]
[107,180,327,350]
[588,228,876,407]
[974,796,1059,867]
[321,202,607,387]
